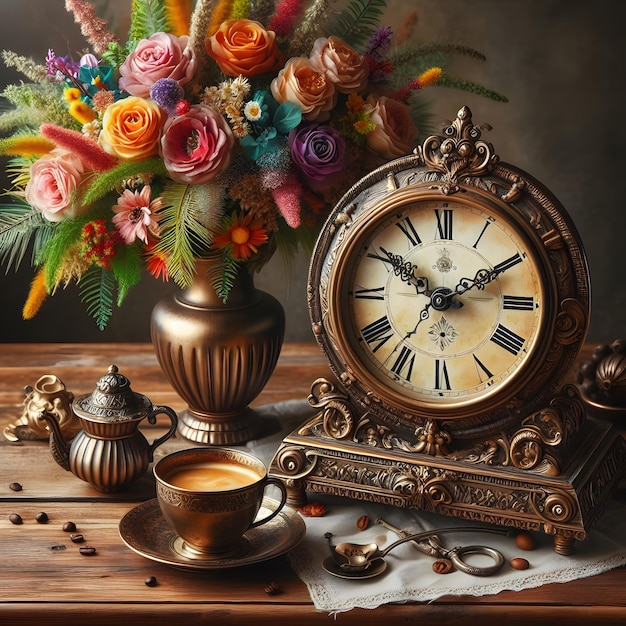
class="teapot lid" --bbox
[73,365,152,422]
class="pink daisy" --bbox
[112,186,161,244]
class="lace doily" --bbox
[288,495,626,614]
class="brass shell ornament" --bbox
[578,339,626,420]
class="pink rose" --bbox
[119,32,196,98]
[160,104,234,184]
[309,37,368,94]
[25,148,87,222]
[270,57,337,122]
[363,95,418,159]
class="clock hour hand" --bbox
[369,247,427,294]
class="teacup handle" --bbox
[146,405,178,461]
[248,477,288,529]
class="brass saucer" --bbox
[119,497,306,570]
[322,556,388,580]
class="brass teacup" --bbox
[154,447,287,559]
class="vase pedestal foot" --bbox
[177,407,263,446]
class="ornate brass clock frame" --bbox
[269,106,626,554]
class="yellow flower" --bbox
[99,96,165,160]
[69,100,97,125]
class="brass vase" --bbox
[150,257,285,445]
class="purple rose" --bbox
[288,124,346,189]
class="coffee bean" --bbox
[62,521,77,532]
[9,513,23,525]
[9,482,22,492]
[70,533,84,543]
[264,581,280,595]
[144,576,158,587]
[35,512,49,523]
[79,546,97,556]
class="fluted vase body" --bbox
[150,258,285,445]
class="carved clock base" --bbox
[269,383,626,555]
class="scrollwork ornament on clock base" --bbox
[269,106,626,554]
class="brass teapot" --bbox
[40,365,178,492]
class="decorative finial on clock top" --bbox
[423,105,500,193]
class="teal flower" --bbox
[241,90,302,160]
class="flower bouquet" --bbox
[0,0,505,329]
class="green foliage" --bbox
[101,42,131,70]
[1,83,78,133]
[155,182,225,288]
[389,43,487,69]
[111,242,143,306]
[330,0,386,49]
[79,265,115,331]
[0,202,53,271]
[211,251,241,302]
[387,43,508,104]
[128,0,169,44]
[437,74,509,103]
[40,216,89,288]
[81,157,169,206]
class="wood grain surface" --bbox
[1,342,626,625]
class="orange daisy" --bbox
[212,213,268,259]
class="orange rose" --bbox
[271,57,337,122]
[363,95,418,159]
[99,96,165,160]
[309,36,368,94]
[206,19,283,77]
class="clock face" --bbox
[325,185,552,420]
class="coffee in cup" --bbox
[154,447,287,559]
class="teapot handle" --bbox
[146,405,178,461]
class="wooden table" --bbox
[1,342,625,625]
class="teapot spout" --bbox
[38,410,71,471]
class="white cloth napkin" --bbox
[247,400,626,614]
[286,494,626,613]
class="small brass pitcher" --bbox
[40,365,178,492]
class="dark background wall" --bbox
[0,0,624,345]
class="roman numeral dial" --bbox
[347,194,544,408]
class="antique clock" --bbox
[269,107,626,554]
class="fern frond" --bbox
[0,203,53,270]
[437,74,509,103]
[111,242,143,305]
[211,251,240,301]
[81,157,169,206]
[78,265,115,330]
[388,43,487,68]
[329,0,386,49]
[155,182,226,287]
[129,0,170,42]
